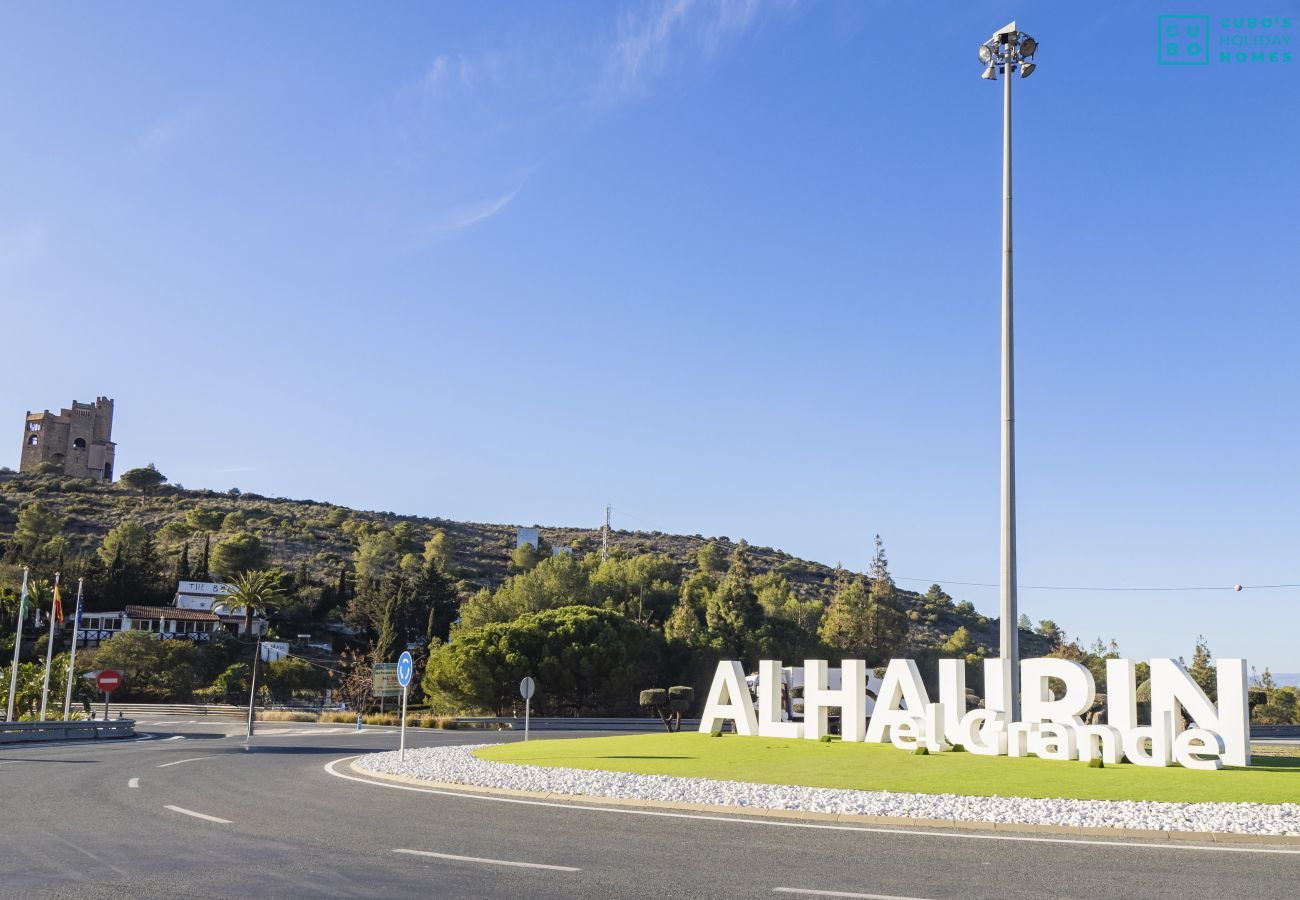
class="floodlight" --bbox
[1020,62,1036,78]
[1020,36,1037,57]
[982,63,997,80]
[979,44,993,64]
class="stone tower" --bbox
[19,397,116,481]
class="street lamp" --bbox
[979,22,1037,721]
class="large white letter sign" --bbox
[757,660,801,739]
[698,661,758,736]
[864,659,930,744]
[1150,658,1250,767]
[803,660,868,741]
[1020,658,1096,726]
[938,659,967,739]
[1105,658,1138,735]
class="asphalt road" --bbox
[1,719,1297,899]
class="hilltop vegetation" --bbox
[0,468,1065,713]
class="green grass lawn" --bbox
[474,733,1300,804]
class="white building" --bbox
[70,581,269,647]
[174,580,268,636]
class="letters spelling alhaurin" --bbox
[699,657,1251,770]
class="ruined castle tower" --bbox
[19,397,116,481]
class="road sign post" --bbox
[396,651,413,761]
[96,669,122,721]
[519,676,535,742]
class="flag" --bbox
[71,582,83,632]
[17,572,29,621]
[52,579,64,625]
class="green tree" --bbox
[818,576,872,657]
[1186,635,1215,698]
[194,534,211,581]
[704,544,763,663]
[98,520,151,565]
[374,587,405,662]
[174,543,191,582]
[414,560,460,645]
[220,570,286,635]
[695,541,726,575]
[13,503,65,559]
[92,632,206,701]
[211,532,268,579]
[1035,619,1065,647]
[508,540,547,574]
[422,530,454,571]
[186,507,224,531]
[119,463,167,496]
[422,606,655,716]
[354,531,401,584]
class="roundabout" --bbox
[350,735,1300,838]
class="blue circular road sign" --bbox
[396,651,414,688]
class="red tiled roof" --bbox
[124,605,219,622]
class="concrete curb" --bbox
[346,759,1300,847]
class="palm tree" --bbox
[220,571,286,736]
[219,570,285,637]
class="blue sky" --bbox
[2,2,1297,669]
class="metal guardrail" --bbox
[451,717,701,731]
[111,703,248,720]
[0,719,136,743]
[1253,725,1300,739]
[106,704,695,731]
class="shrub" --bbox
[1088,757,1104,769]
[257,710,317,722]
[320,711,357,724]
[362,713,399,726]
[639,689,668,709]
[819,734,833,743]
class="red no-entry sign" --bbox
[96,670,123,693]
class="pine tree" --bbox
[375,589,402,662]
[864,535,907,663]
[195,534,211,582]
[704,544,762,662]
[818,576,872,657]
[174,543,191,582]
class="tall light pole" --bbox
[980,22,1037,721]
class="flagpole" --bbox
[5,568,28,722]
[62,578,84,721]
[38,572,60,721]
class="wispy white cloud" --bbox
[410,182,527,248]
[599,0,785,102]
[405,52,505,101]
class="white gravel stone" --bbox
[357,744,1300,837]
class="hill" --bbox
[0,469,1049,660]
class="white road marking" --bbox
[128,777,139,788]
[775,889,932,900]
[162,735,185,741]
[324,757,1300,857]
[156,755,218,768]
[392,848,579,872]
[164,805,231,824]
